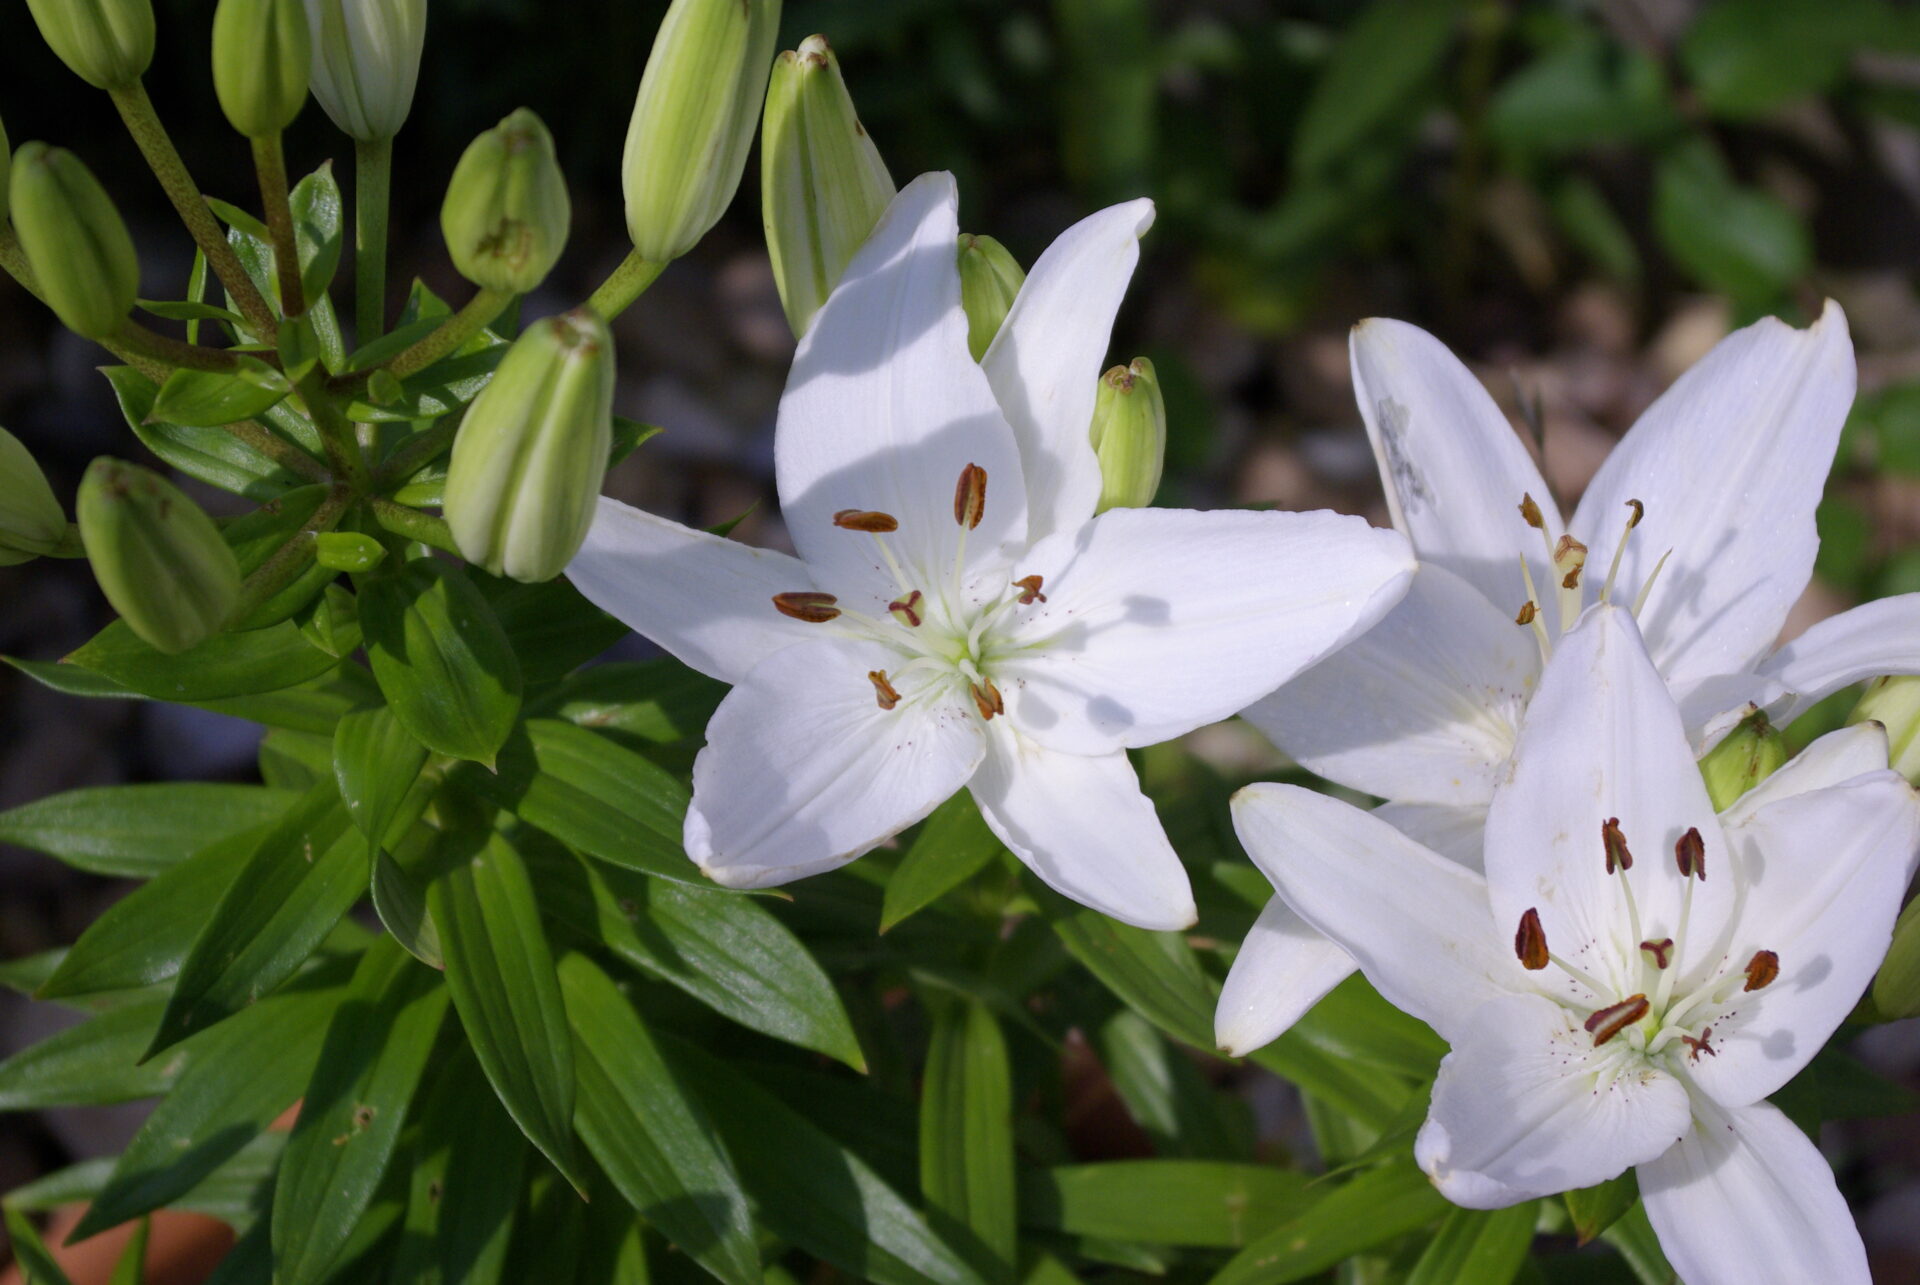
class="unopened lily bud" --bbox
[1088,358,1166,513]
[1849,676,1920,786]
[1,115,11,224]
[9,143,139,341]
[76,458,241,654]
[1698,710,1787,810]
[213,0,310,138]
[957,234,1023,361]
[621,0,781,263]
[24,0,155,90]
[444,309,614,582]
[441,108,570,294]
[1874,896,1920,1020]
[0,427,67,565]
[761,34,893,337]
[303,0,426,142]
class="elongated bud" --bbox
[1873,895,1920,1020]
[622,0,781,263]
[1848,676,1920,787]
[76,458,241,654]
[1699,710,1787,810]
[441,108,571,293]
[10,144,139,341]
[957,233,1023,361]
[1089,359,1166,513]
[24,0,155,90]
[0,427,67,565]
[303,0,427,141]
[444,309,614,583]
[213,0,311,138]
[761,34,894,338]
[0,115,10,225]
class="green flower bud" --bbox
[1848,675,1920,786]
[761,34,894,338]
[76,458,241,654]
[10,143,140,341]
[304,0,426,142]
[212,0,311,138]
[0,426,67,566]
[24,0,155,90]
[1088,358,1166,513]
[1873,895,1920,1020]
[1697,709,1787,811]
[445,309,614,583]
[957,233,1024,361]
[1,115,11,225]
[441,108,571,294]
[621,0,781,263]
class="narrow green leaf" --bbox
[220,486,341,630]
[5,1205,75,1285]
[477,576,629,685]
[370,822,445,971]
[386,1047,525,1285]
[361,560,522,765]
[149,357,292,428]
[290,161,344,310]
[2,654,142,699]
[1653,139,1809,303]
[1097,1009,1246,1160]
[1403,1203,1536,1285]
[0,998,176,1109]
[201,1223,270,1285]
[535,656,727,746]
[0,783,297,878]
[64,619,339,702]
[137,298,245,324]
[883,793,1007,932]
[1599,1200,1677,1285]
[1293,0,1462,175]
[1565,1171,1638,1245]
[1024,874,1214,1051]
[332,704,428,848]
[101,365,309,500]
[921,998,1017,1280]
[108,1217,149,1285]
[1019,1162,1311,1249]
[1208,1156,1449,1285]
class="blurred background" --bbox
[5,0,1920,1276]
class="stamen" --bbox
[868,670,901,710]
[1600,499,1645,604]
[1681,1026,1717,1061]
[1584,994,1649,1047]
[1675,827,1705,880]
[1743,950,1779,992]
[1632,548,1673,617]
[1640,938,1673,970]
[953,463,986,530]
[1554,535,1588,590]
[834,508,900,533]
[772,591,840,623]
[888,590,924,627]
[1519,494,1545,529]
[1515,601,1537,626]
[969,679,1004,720]
[1515,908,1550,970]
[1013,574,1047,605]
[1602,817,1633,874]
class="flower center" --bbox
[1512,494,1672,662]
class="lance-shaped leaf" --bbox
[1208,1156,1450,1285]
[386,1047,526,1285]
[101,365,311,500]
[882,793,1007,933]
[6,1205,75,1285]
[0,997,180,1109]
[1564,1171,1638,1245]
[149,356,292,428]
[64,618,340,701]
[1403,1203,1537,1285]
[920,998,1016,1280]
[332,704,428,849]
[1019,1162,1311,1249]
[1023,873,1213,1051]
[291,161,344,310]
[361,559,522,765]
[0,783,298,879]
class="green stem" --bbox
[375,415,463,490]
[296,370,371,490]
[109,81,278,340]
[229,483,352,626]
[585,249,665,319]
[369,496,459,554]
[114,320,246,373]
[385,288,513,381]
[251,133,304,318]
[1,232,170,381]
[355,137,393,345]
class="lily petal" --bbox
[1214,897,1357,1056]
[686,639,985,887]
[1229,783,1517,1044]
[1244,562,1537,807]
[1640,1098,1869,1285]
[1373,800,1488,869]
[982,198,1155,545]
[1572,300,1855,689]
[1349,318,1560,608]
[999,507,1415,755]
[1755,592,1920,726]
[1415,991,1692,1208]
[775,172,1027,604]
[568,496,816,685]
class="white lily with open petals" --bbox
[567,172,1415,929]
[1231,606,1920,1285]
[1219,301,1920,1052]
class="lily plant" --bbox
[1230,604,1920,1285]
[568,172,1415,929]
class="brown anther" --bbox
[1519,493,1545,529]
[1640,938,1674,970]
[1515,601,1538,626]
[1515,908,1550,970]
[772,591,840,623]
[969,680,1004,720]
[1743,949,1779,992]
[1675,827,1706,881]
[1681,1026,1717,1061]
[833,508,899,533]
[1554,535,1588,589]
[1584,994,1649,1047]
[1624,499,1644,529]
[868,670,901,710]
[887,590,923,627]
[953,463,987,530]
[1602,817,1633,874]
[1014,574,1047,605]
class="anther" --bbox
[1584,994,1649,1047]
[1515,601,1537,626]
[1014,574,1047,605]
[1681,1026,1717,1061]
[1675,827,1706,881]
[1519,494,1545,529]
[1624,499,1644,529]
[970,679,1004,720]
[834,509,899,533]
[1743,950,1779,992]
[1514,908,1549,970]
[1554,535,1588,590]
[953,463,987,530]
[1640,938,1673,970]
[1602,817,1633,874]
[887,590,924,627]
[868,670,901,710]
[772,591,840,623]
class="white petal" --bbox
[1640,1098,1869,1285]
[1484,606,1731,996]
[1670,672,1790,754]
[1229,783,1518,1044]
[969,725,1195,930]
[774,173,1027,605]
[1244,562,1536,807]
[1718,722,1892,828]
[1213,897,1357,1056]
[567,497,816,684]
[982,199,1155,545]
[1756,592,1920,726]
[998,507,1415,755]
[1572,300,1855,689]
[1415,992,1692,1208]
[1686,771,1920,1107]
[686,639,985,887]
[1374,800,1488,870]
[1349,318,1560,608]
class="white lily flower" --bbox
[1219,302,1920,1053]
[567,173,1415,930]
[1232,605,1920,1285]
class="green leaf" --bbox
[290,162,344,310]
[1653,139,1809,304]
[1599,1199,1677,1285]
[1403,1203,1536,1285]
[1208,1156,1449,1285]
[64,619,339,702]
[361,559,522,765]
[1293,0,1462,175]
[193,666,368,734]
[921,998,1016,1280]
[1097,1009,1246,1160]
[535,657,727,747]
[559,953,762,1285]
[1487,34,1677,156]
[883,793,1007,932]
[109,1217,150,1285]
[0,783,298,879]
[149,357,292,428]
[2,654,142,699]
[272,938,449,1285]
[1024,874,1214,1050]
[101,366,310,500]
[1680,0,1878,117]
[221,486,342,630]
[1565,1171,1638,1245]
[1019,1162,1311,1249]
[5,1205,75,1285]
[0,998,178,1109]
[386,1048,525,1285]
[430,829,588,1192]
[478,575,630,685]
[332,704,428,849]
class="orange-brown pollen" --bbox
[1743,950,1779,992]
[969,679,1004,721]
[953,463,986,530]
[833,508,899,533]
[1515,908,1550,970]
[1515,601,1538,626]
[1602,817,1632,874]
[772,591,840,623]
[1584,994,1649,1046]
[1674,827,1705,880]
[1519,493,1545,530]
[1014,574,1047,605]
[868,670,901,710]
